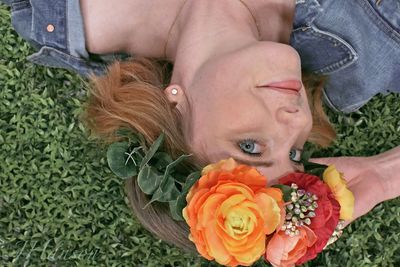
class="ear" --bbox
[163,84,187,110]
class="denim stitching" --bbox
[358,0,400,44]
[323,87,374,113]
[11,0,30,11]
[27,46,106,75]
[65,0,69,52]
[294,25,358,74]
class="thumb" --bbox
[308,157,338,166]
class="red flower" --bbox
[279,172,340,265]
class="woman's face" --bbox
[186,41,313,184]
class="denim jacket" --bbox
[2,0,400,113]
[290,0,400,112]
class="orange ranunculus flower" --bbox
[183,158,285,267]
[201,157,237,175]
[266,226,317,267]
[323,165,355,220]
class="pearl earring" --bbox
[171,88,178,95]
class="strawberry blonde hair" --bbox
[81,57,335,254]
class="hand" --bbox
[368,146,400,201]
[310,146,400,224]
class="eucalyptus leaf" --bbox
[140,132,165,169]
[145,177,180,207]
[161,154,192,187]
[307,167,327,178]
[303,160,328,178]
[137,165,162,195]
[107,142,137,179]
[169,199,184,221]
[301,150,314,164]
[153,152,173,170]
[158,178,180,202]
[180,171,201,195]
[168,171,202,220]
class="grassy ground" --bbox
[1,3,400,267]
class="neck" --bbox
[168,0,296,86]
[81,0,295,62]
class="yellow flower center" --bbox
[228,212,246,233]
[225,208,255,238]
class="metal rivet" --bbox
[47,24,55,33]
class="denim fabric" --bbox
[291,0,400,113]
[0,0,12,6]
[6,0,106,76]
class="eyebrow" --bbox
[233,157,275,167]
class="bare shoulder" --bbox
[80,0,135,54]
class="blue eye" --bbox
[289,148,303,163]
[238,139,262,156]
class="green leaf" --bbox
[137,165,162,195]
[107,142,137,179]
[180,171,201,195]
[307,167,328,177]
[153,152,173,170]
[161,153,192,187]
[168,171,201,221]
[158,178,180,202]
[140,132,165,169]
[169,199,184,221]
[300,150,314,163]
[302,160,328,178]
[145,177,180,207]
[272,184,293,202]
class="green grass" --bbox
[1,4,399,267]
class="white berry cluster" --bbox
[281,183,319,237]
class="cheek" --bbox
[257,165,297,186]
[203,90,261,125]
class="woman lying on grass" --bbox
[3,0,399,265]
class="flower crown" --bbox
[108,130,355,267]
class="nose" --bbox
[276,106,308,128]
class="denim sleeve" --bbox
[5,0,108,76]
[0,0,12,6]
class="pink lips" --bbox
[257,80,303,95]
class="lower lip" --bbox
[267,87,301,96]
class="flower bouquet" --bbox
[107,132,354,267]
